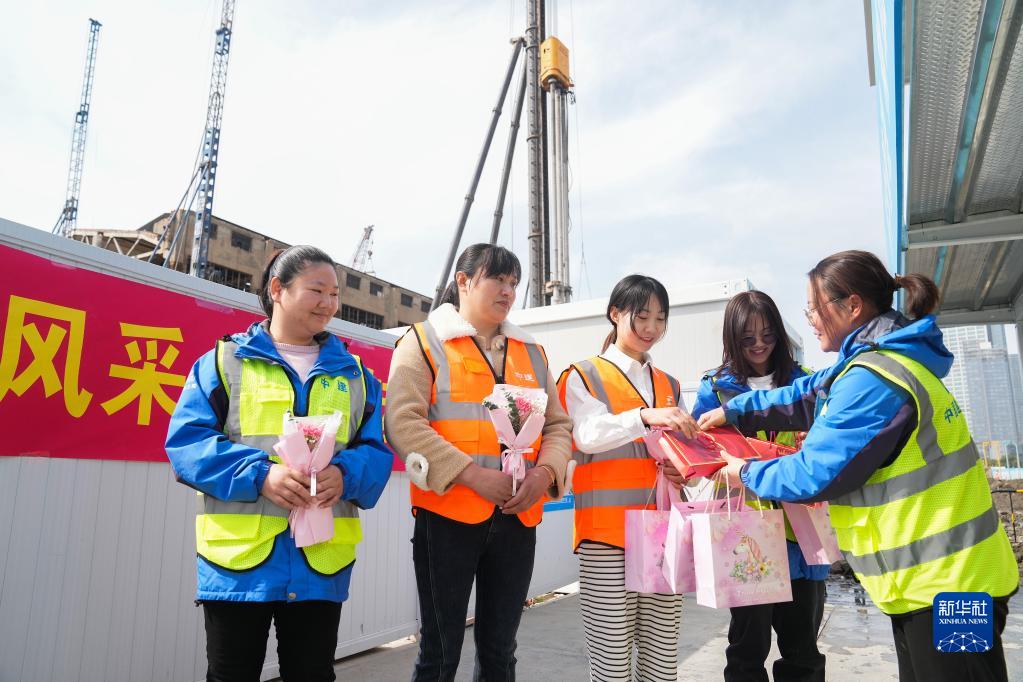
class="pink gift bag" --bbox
[781,502,843,566]
[691,505,792,608]
[624,462,685,594]
[661,496,743,593]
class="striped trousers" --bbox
[578,542,683,682]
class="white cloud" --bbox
[1,0,885,372]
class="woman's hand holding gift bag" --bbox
[690,476,792,609]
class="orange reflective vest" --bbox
[407,319,551,526]
[557,356,681,549]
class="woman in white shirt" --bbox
[556,275,698,682]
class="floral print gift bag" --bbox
[690,489,792,608]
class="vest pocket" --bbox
[200,513,261,541]
[444,420,483,462]
[328,517,362,545]
[196,513,287,571]
[239,385,293,436]
[827,505,870,549]
[301,518,361,575]
[590,506,624,530]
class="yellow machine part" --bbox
[540,37,572,90]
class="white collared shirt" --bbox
[564,343,655,454]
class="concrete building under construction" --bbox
[70,212,432,329]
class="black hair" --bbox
[808,250,940,333]
[602,275,670,352]
[716,290,796,386]
[440,243,522,309]
[258,245,335,319]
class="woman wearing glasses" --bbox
[700,251,1017,682]
[691,290,828,682]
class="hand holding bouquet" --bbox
[272,411,343,548]
[482,385,548,495]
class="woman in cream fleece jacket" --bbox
[386,243,572,682]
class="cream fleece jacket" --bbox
[384,304,573,497]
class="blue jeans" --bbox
[411,507,537,682]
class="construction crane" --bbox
[152,0,237,277]
[351,225,376,274]
[53,19,102,237]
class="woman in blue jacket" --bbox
[166,246,392,682]
[701,251,1017,682]
[691,290,828,682]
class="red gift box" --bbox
[743,437,798,461]
[646,427,760,479]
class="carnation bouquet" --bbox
[272,411,343,547]
[482,385,548,494]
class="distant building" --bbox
[71,212,432,330]
[1010,353,1023,445]
[941,325,1020,446]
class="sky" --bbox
[3,0,997,368]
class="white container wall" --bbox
[0,219,582,682]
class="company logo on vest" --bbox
[933,592,994,652]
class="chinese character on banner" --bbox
[100,323,186,425]
[0,295,93,417]
[937,600,953,618]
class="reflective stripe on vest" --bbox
[826,350,1018,614]
[558,356,680,550]
[409,319,549,526]
[195,338,367,574]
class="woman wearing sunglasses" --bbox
[691,290,828,682]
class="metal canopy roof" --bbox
[868,0,1023,327]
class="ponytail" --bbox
[893,273,940,320]
[808,250,940,321]
[601,328,618,353]
[439,281,460,308]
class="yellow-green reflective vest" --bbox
[195,338,368,575]
[827,350,1018,615]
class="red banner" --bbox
[0,244,398,464]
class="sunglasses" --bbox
[740,332,777,348]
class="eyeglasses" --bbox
[740,332,777,348]
[803,297,846,322]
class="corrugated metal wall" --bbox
[0,460,418,682]
[0,459,579,682]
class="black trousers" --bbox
[724,578,827,682]
[411,507,537,682]
[890,598,1010,682]
[202,599,343,682]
